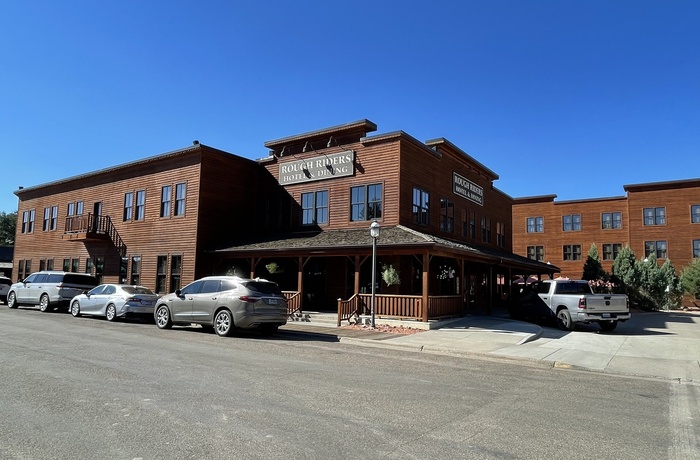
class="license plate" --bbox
[268,298,279,305]
[602,313,610,318]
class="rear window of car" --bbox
[244,281,282,295]
[46,274,64,283]
[0,278,11,286]
[63,274,98,286]
[555,282,590,295]
[122,286,155,295]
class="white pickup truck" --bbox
[514,279,630,331]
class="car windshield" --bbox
[122,286,155,295]
[244,281,282,295]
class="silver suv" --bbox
[154,276,288,337]
[7,271,99,312]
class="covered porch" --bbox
[209,225,558,325]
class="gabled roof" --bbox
[212,225,558,273]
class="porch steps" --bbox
[288,311,338,327]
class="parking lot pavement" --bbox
[285,311,700,383]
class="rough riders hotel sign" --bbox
[453,172,484,206]
[279,150,355,185]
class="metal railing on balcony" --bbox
[64,213,126,257]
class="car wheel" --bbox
[70,301,81,317]
[39,294,51,312]
[599,321,617,332]
[7,292,18,309]
[556,308,574,331]
[155,305,172,329]
[214,309,234,337]
[105,304,117,321]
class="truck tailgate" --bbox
[585,295,628,313]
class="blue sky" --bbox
[1,0,698,214]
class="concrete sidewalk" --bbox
[282,312,700,383]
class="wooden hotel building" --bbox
[12,119,556,321]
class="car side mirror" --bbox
[175,289,182,297]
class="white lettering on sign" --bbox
[453,172,484,206]
[279,150,355,185]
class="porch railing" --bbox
[427,295,462,319]
[283,291,302,316]
[337,294,423,325]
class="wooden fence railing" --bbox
[337,294,424,325]
[283,291,302,316]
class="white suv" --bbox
[0,276,11,304]
[7,271,98,312]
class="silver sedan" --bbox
[70,284,159,321]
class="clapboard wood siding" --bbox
[513,179,700,278]
[12,146,270,292]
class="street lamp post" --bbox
[369,220,380,329]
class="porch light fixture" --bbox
[327,136,336,148]
[369,220,380,328]
[303,141,312,152]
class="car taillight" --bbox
[239,296,260,302]
[578,297,587,309]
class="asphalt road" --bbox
[0,307,697,460]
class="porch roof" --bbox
[212,225,558,274]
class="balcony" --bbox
[63,213,126,256]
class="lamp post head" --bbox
[370,220,380,239]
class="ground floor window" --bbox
[527,246,544,262]
[156,255,168,293]
[644,240,667,259]
[563,244,582,261]
[131,256,141,285]
[602,243,622,261]
[170,255,182,292]
[71,258,79,273]
[693,239,700,258]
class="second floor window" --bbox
[412,187,429,226]
[602,243,622,261]
[692,205,700,224]
[124,192,134,221]
[43,207,51,231]
[440,199,454,232]
[644,207,666,226]
[527,245,544,262]
[481,217,491,243]
[602,212,622,229]
[469,211,476,239]
[644,240,667,258]
[527,216,543,233]
[496,222,506,247]
[350,184,382,221]
[562,214,581,231]
[22,210,35,234]
[135,190,145,221]
[563,244,582,261]
[161,185,172,218]
[175,183,187,216]
[301,190,328,225]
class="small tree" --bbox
[680,259,700,301]
[582,244,606,283]
[612,245,639,297]
[638,254,666,310]
[660,259,682,310]
[0,211,17,246]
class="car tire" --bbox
[214,309,234,337]
[105,304,117,321]
[7,291,18,309]
[599,321,617,332]
[556,308,574,331]
[70,301,81,317]
[39,294,51,312]
[155,305,172,329]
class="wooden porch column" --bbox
[354,255,361,296]
[297,256,306,313]
[487,265,493,316]
[422,252,429,322]
[459,258,465,315]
